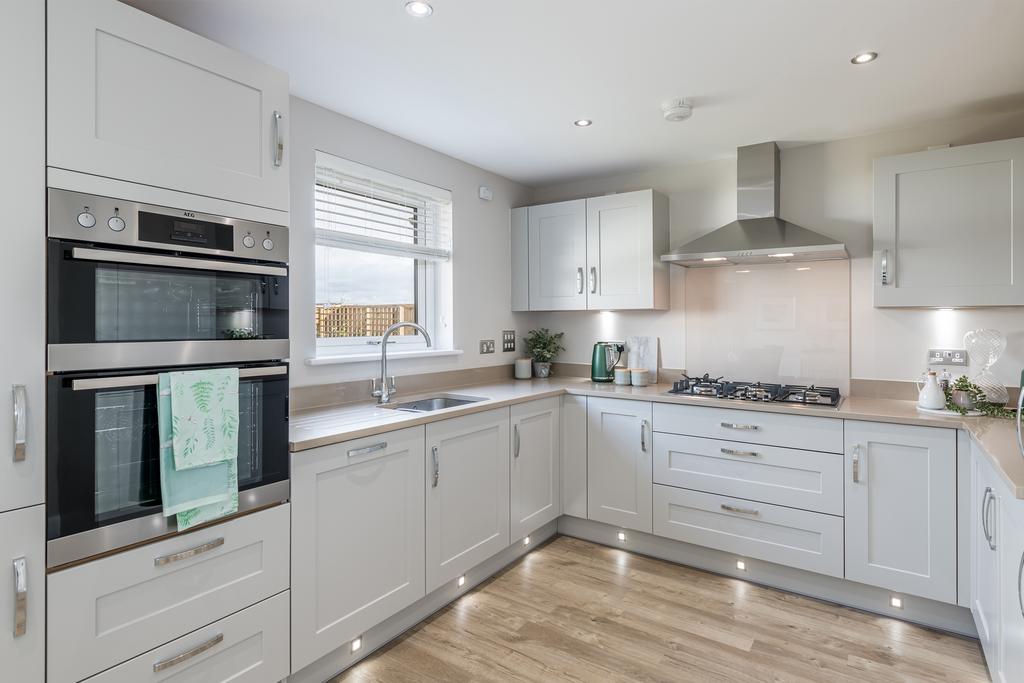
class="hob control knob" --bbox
[77,212,96,228]
[262,238,274,251]
[242,235,256,248]
[107,216,126,232]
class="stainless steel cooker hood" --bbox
[661,142,847,267]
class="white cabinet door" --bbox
[1001,497,1024,683]
[588,398,653,533]
[873,137,1024,307]
[561,394,588,519]
[48,0,290,212]
[971,443,1002,674]
[291,428,425,673]
[845,421,957,603]
[585,190,668,310]
[0,0,44,514]
[0,506,45,683]
[510,398,560,539]
[528,200,587,310]
[426,409,510,592]
[511,207,529,312]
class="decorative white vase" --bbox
[917,371,946,410]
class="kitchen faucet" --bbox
[372,322,432,404]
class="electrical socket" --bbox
[479,339,495,354]
[502,330,516,352]
[926,348,969,367]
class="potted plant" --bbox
[523,328,565,378]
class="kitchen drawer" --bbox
[48,504,289,683]
[653,485,844,578]
[652,403,843,453]
[84,591,289,683]
[653,433,843,515]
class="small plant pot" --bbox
[533,361,552,378]
[951,390,976,410]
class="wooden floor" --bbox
[334,536,989,682]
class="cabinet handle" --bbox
[720,447,759,458]
[153,633,224,672]
[852,444,861,483]
[880,249,890,286]
[576,267,584,294]
[12,385,26,462]
[721,504,759,516]
[12,557,26,637]
[981,487,996,550]
[432,445,440,487]
[589,267,597,294]
[154,537,224,567]
[513,424,520,459]
[640,419,648,452]
[720,422,759,431]
[348,442,387,458]
[1018,549,1024,619]
[272,111,284,167]
[1015,387,1023,461]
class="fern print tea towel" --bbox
[169,367,240,470]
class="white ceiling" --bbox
[126,0,1024,187]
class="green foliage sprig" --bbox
[523,328,565,363]
[944,375,1015,419]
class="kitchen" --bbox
[3,0,1024,681]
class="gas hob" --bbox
[667,373,842,408]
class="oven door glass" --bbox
[46,364,289,542]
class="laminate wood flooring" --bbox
[333,536,988,682]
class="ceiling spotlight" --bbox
[574,119,593,127]
[661,98,693,122]
[851,51,878,65]
[405,1,433,18]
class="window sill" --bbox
[305,348,464,366]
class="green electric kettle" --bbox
[591,341,625,382]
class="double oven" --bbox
[46,189,290,568]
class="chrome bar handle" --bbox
[154,537,224,567]
[70,247,287,277]
[513,424,520,459]
[12,557,26,637]
[721,504,759,516]
[272,111,284,167]
[1018,549,1024,618]
[720,447,759,458]
[72,365,288,391]
[1016,387,1023,461]
[12,385,26,462]
[576,267,584,294]
[987,489,998,551]
[981,488,994,548]
[589,267,597,294]
[432,446,440,488]
[153,633,224,672]
[880,249,890,285]
[720,422,759,431]
[852,444,861,483]
[640,419,648,452]
[348,442,387,458]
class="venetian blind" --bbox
[315,151,453,261]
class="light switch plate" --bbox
[927,348,969,367]
[479,339,495,354]
[502,330,516,352]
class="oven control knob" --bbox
[242,235,256,248]
[107,216,126,232]
[262,237,274,251]
[77,212,96,228]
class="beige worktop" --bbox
[289,377,1024,499]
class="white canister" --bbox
[514,358,533,380]
[614,367,632,385]
[630,368,649,387]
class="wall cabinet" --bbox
[515,190,669,311]
[587,398,653,532]
[873,137,1024,307]
[510,398,561,539]
[291,427,426,673]
[844,421,957,603]
[48,0,290,213]
[426,409,510,592]
[0,506,45,683]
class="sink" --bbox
[380,395,487,413]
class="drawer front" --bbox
[653,485,844,577]
[48,504,290,683]
[653,403,843,453]
[653,433,843,515]
[85,591,289,683]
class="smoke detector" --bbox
[661,98,693,122]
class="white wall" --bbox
[530,109,1024,387]
[290,97,533,387]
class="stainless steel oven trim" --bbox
[71,364,288,391]
[48,340,290,373]
[70,247,288,277]
[46,480,290,569]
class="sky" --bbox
[315,245,415,306]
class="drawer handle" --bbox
[720,447,759,458]
[720,422,759,431]
[12,385,26,462]
[153,633,224,672]
[721,504,759,516]
[348,442,387,458]
[12,557,26,638]
[154,537,225,567]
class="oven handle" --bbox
[71,365,288,391]
[70,247,287,277]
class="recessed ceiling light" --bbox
[405,1,433,18]
[851,51,878,65]
[574,119,593,127]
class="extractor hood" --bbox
[661,142,847,267]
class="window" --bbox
[314,152,453,358]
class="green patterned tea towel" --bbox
[169,368,239,470]
[175,461,238,531]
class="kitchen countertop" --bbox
[289,377,1024,499]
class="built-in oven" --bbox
[47,188,289,373]
[46,361,289,568]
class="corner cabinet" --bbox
[510,398,561,539]
[587,398,653,533]
[47,0,290,212]
[873,137,1024,307]
[514,189,669,311]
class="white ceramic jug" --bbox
[917,371,946,410]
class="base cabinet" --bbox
[971,443,1002,673]
[844,422,957,603]
[290,427,426,673]
[587,398,652,533]
[1000,498,1024,683]
[426,409,510,592]
[0,505,44,683]
[510,398,560,539]
[561,395,588,518]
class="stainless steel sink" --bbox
[380,395,487,413]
